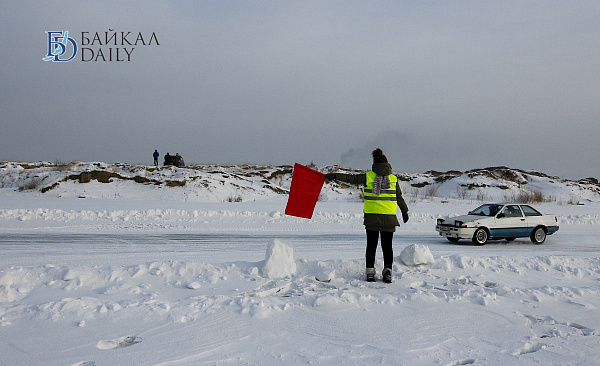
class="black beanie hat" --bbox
[372,148,388,163]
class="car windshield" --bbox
[469,204,503,217]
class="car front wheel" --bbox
[531,226,547,244]
[472,228,488,245]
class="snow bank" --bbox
[2,252,599,365]
[399,244,435,266]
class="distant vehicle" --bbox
[164,153,185,167]
[435,203,559,245]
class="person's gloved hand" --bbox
[325,173,336,181]
[402,211,409,223]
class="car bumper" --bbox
[435,225,476,239]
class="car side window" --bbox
[521,205,542,216]
[500,205,523,218]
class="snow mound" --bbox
[261,239,297,278]
[314,263,335,282]
[399,244,435,266]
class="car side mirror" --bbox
[497,213,505,218]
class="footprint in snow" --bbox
[522,313,597,337]
[513,341,545,356]
[446,359,475,366]
[96,335,141,350]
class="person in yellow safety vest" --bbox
[326,148,409,283]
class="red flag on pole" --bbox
[285,163,326,219]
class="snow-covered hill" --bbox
[0,162,292,202]
[1,161,598,204]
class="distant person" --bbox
[153,150,159,166]
[326,148,409,283]
[164,152,172,166]
[174,153,184,167]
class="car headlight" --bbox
[455,221,463,227]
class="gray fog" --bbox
[1,1,599,179]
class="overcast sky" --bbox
[2,1,599,179]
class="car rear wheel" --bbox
[530,226,546,244]
[472,228,488,245]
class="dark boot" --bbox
[382,268,392,284]
[366,268,376,282]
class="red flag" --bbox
[285,163,326,219]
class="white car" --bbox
[435,203,559,245]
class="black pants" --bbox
[366,230,394,269]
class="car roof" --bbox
[485,203,528,206]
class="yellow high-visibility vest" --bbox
[364,171,398,214]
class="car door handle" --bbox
[520,219,525,221]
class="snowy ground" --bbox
[1,177,600,365]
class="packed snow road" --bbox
[1,227,598,267]
[2,196,599,268]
